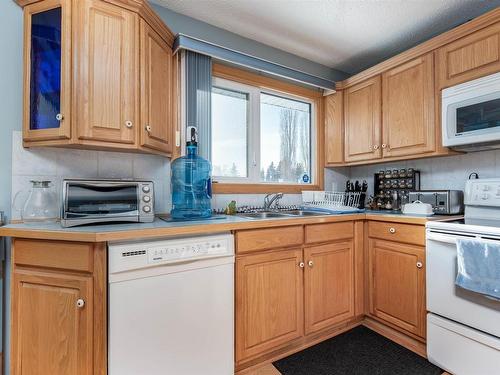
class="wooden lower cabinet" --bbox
[236,248,304,362]
[10,239,107,375]
[12,270,93,375]
[304,240,355,334]
[235,225,358,366]
[368,238,426,338]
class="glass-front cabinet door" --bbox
[23,0,71,141]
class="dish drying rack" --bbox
[302,191,365,213]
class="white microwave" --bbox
[442,71,500,151]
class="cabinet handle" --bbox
[125,120,133,129]
[56,113,64,121]
[389,227,396,234]
[416,261,423,269]
[145,124,152,133]
[76,298,85,308]
[298,262,305,268]
[382,144,388,149]
[373,145,379,150]
[308,260,314,268]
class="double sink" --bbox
[238,209,330,219]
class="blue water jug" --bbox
[170,127,212,220]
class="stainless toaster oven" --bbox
[61,179,154,227]
[408,190,464,215]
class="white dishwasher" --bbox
[108,233,235,375]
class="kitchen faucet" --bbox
[264,193,284,211]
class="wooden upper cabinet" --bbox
[11,270,93,375]
[304,240,355,335]
[382,53,435,157]
[23,0,72,142]
[437,22,500,89]
[369,238,426,338]
[236,249,304,362]
[21,0,176,156]
[75,0,139,145]
[140,19,173,154]
[324,91,344,165]
[344,76,382,162]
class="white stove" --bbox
[426,178,500,375]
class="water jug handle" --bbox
[207,178,212,199]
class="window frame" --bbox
[211,63,324,194]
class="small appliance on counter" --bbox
[409,190,464,215]
[170,127,212,220]
[61,179,154,227]
[372,168,420,211]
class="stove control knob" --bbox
[143,205,151,213]
[482,185,490,191]
[142,185,151,193]
[481,193,489,200]
[143,195,151,203]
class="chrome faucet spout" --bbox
[264,193,284,210]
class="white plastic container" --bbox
[401,200,434,216]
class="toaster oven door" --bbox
[63,182,139,223]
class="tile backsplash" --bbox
[11,131,171,220]
[326,150,500,198]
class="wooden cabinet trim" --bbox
[13,239,93,272]
[235,226,304,254]
[336,8,500,89]
[368,221,425,246]
[304,221,354,245]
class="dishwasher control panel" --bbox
[147,237,230,264]
[108,233,234,274]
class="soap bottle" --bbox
[170,127,212,220]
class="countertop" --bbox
[0,211,462,242]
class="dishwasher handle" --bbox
[426,230,474,244]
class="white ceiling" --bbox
[152,0,500,75]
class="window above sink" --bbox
[210,63,324,194]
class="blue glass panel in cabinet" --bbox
[30,7,62,130]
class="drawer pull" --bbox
[389,227,396,234]
[299,262,305,268]
[308,260,314,268]
[416,261,423,269]
[373,145,379,150]
[125,120,133,128]
[76,298,85,308]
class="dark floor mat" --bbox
[273,326,442,375]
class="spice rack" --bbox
[373,168,420,211]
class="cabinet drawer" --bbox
[13,239,93,272]
[235,226,303,254]
[368,221,424,246]
[305,221,354,244]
